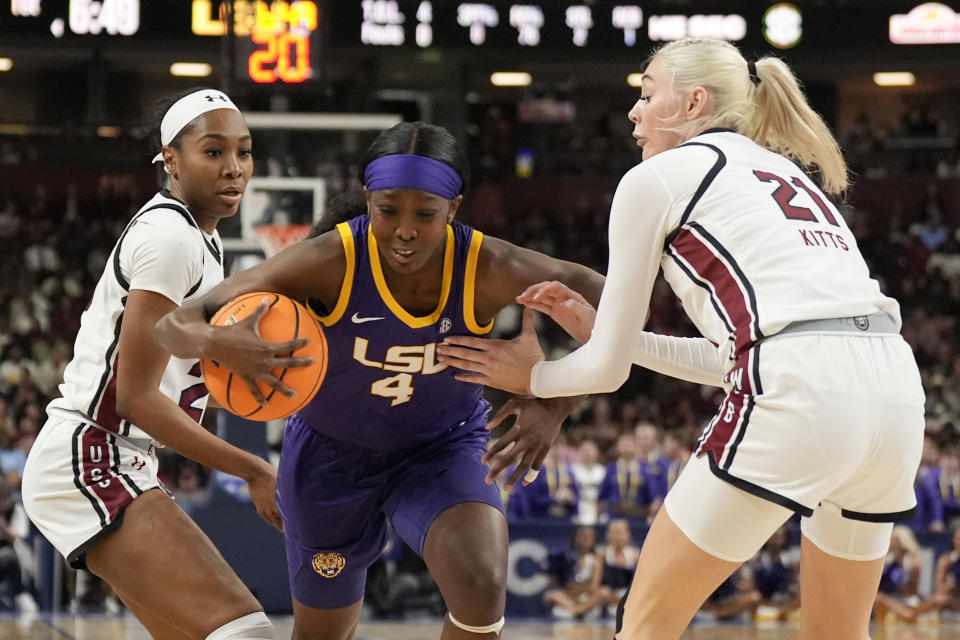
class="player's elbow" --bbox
[115,385,148,424]
[586,361,631,394]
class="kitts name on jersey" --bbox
[351,337,449,406]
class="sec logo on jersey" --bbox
[312,552,346,578]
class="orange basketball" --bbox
[201,292,328,421]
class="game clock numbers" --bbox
[68,0,139,36]
[191,0,321,84]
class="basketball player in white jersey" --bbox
[438,37,925,639]
[21,89,291,639]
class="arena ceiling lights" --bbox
[873,71,916,87]
[0,58,12,72]
[170,62,213,78]
[627,73,643,88]
[490,72,533,87]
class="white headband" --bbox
[151,89,240,163]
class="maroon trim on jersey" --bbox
[695,348,755,468]
[79,427,136,524]
[68,424,146,570]
[672,228,757,355]
[94,368,123,433]
[87,308,124,433]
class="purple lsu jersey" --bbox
[298,215,493,450]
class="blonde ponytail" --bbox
[746,57,848,195]
[652,38,848,196]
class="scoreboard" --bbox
[327,1,954,52]
[2,1,958,83]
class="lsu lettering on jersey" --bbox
[48,191,223,441]
[298,215,493,451]
[658,129,899,368]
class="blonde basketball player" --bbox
[21,89,288,639]
[437,37,925,639]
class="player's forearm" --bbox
[633,333,725,387]
[118,390,269,482]
[154,304,215,360]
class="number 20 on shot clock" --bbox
[192,0,321,84]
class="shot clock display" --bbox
[2,0,322,85]
[191,0,322,84]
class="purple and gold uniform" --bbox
[277,215,502,608]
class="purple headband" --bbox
[364,154,463,199]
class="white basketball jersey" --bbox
[657,130,899,366]
[49,192,224,441]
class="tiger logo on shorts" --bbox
[312,552,346,578]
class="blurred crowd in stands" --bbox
[1,104,959,621]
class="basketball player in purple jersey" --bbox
[156,122,605,639]
[438,37,925,639]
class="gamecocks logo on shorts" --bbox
[312,552,346,578]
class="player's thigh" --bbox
[87,488,261,638]
[799,530,885,640]
[664,452,793,563]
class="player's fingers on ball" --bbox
[280,356,315,369]
[241,376,268,405]
[262,374,297,397]
[279,337,310,353]
[245,299,271,335]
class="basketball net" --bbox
[254,224,312,258]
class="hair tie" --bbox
[747,60,761,87]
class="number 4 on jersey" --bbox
[371,373,415,406]
[753,170,839,226]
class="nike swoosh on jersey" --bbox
[351,312,386,324]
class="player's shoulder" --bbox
[123,194,204,257]
[617,139,724,201]
[132,192,199,230]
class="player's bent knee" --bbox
[448,612,505,635]
[206,612,274,640]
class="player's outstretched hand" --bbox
[437,308,544,395]
[516,281,597,344]
[246,458,283,531]
[207,298,314,403]
[481,396,566,491]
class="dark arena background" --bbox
[1,1,960,638]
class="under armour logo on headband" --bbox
[151,89,241,165]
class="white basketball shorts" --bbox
[22,410,165,569]
[666,332,925,562]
